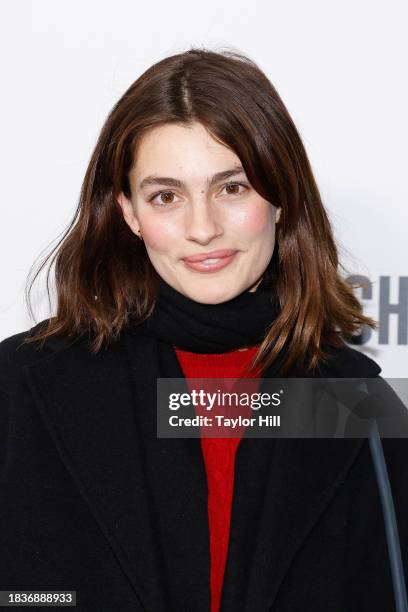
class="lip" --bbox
[182,251,238,273]
[182,249,238,263]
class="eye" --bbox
[147,181,249,207]
[220,181,249,196]
[148,190,178,206]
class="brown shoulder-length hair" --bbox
[23,46,377,375]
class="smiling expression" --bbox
[117,121,281,304]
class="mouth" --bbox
[182,251,238,273]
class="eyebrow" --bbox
[139,164,246,190]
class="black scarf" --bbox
[130,270,280,354]
[124,246,302,378]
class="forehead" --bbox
[131,122,242,184]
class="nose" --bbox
[184,198,224,244]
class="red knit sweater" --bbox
[174,345,261,612]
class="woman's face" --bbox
[117,122,281,304]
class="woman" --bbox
[1,48,407,612]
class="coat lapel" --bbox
[221,434,366,610]
[22,335,366,612]
[22,335,210,612]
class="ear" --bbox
[116,192,140,235]
[275,207,282,223]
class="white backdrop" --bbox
[1,0,407,376]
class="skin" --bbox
[117,121,281,306]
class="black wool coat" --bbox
[1,323,407,612]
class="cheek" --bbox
[139,217,178,252]
[231,202,274,237]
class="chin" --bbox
[182,283,242,305]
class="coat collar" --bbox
[22,333,367,611]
